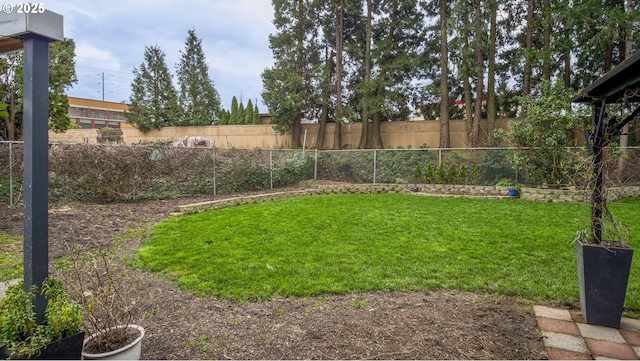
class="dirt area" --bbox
[0,188,547,360]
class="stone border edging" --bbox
[172,184,640,216]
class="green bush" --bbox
[458,164,468,185]
[435,164,445,184]
[448,164,457,185]
[0,279,82,358]
[413,165,423,183]
[424,163,435,183]
[471,164,480,185]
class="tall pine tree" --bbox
[245,99,255,125]
[262,0,321,148]
[127,45,181,131]
[176,29,221,126]
[253,104,261,124]
[230,96,239,124]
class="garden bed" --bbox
[0,188,548,359]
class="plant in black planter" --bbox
[56,245,144,360]
[573,143,634,328]
[571,51,640,329]
[0,278,84,359]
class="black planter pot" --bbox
[33,331,85,360]
[1,332,85,360]
[576,240,634,328]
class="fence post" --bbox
[314,148,318,180]
[373,149,377,184]
[438,148,442,166]
[212,145,217,197]
[270,149,274,191]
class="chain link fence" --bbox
[2,141,639,205]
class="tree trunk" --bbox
[486,0,497,144]
[334,0,344,150]
[461,4,473,147]
[292,112,303,149]
[292,0,305,148]
[542,0,551,81]
[618,0,633,183]
[471,0,483,148]
[316,48,332,149]
[4,87,17,140]
[359,0,373,149]
[439,0,450,149]
[522,0,534,117]
[371,83,384,149]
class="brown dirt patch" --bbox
[0,189,546,359]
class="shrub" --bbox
[435,164,445,184]
[471,164,480,185]
[424,163,435,183]
[458,164,467,185]
[413,165,423,183]
[448,164,457,185]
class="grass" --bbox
[137,193,640,309]
[0,233,22,281]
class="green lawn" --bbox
[137,194,640,309]
[0,233,22,281]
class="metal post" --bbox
[270,150,274,191]
[373,149,377,184]
[22,34,50,323]
[9,142,13,206]
[212,144,217,197]
[302,129,307,152]
[590,102,606,244]
[314,148,318,180]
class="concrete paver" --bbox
[623,318,640,333]
[542,331,590,354]
[534,305,573,321]
[538,317,582,336]
[585,338,638,360]
[536,305,640,360]
[578,322,626,343]
[621,329,640,346]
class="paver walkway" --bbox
[535,305,640,360]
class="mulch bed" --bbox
[0,187,547,359]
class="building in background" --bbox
[67,97,131,129]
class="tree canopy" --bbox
[176,29,221,126]
[261,0,639,149]
[127,45,181,131]
[0,38,78,141]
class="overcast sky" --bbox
[46,0,276,110]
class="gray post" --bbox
[9,142,13,206]
[22,33,50,323]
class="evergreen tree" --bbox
[358,0,426,148]
[244,99,254,125]
[230,96,239,124]
[218,109,230,125]
[253,104,261,124]
[262,0,322,148]
[176,29,221,125]
[238,102,246,125]
[127,45,181,131]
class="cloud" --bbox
[46,0,276,108]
